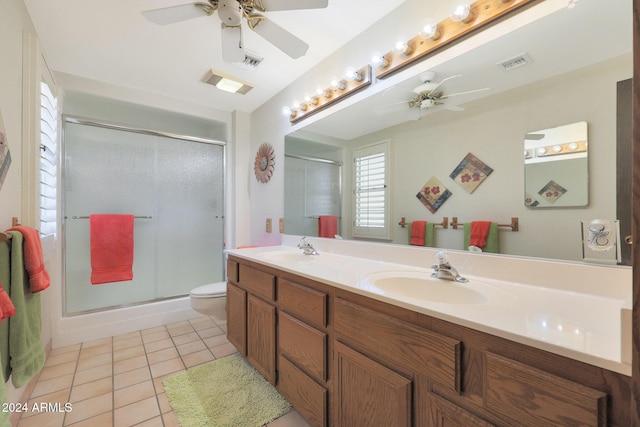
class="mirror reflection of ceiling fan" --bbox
[142,0,328,62]
[377,71,490,118]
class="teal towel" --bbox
[408,222,436,247]
[6,231,45,388]
[463,222,499,253]
[0,242,10,382]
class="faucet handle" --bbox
[434,250,449,264]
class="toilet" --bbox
[189,282,227,320]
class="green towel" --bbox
[463,222,499,253]
[6,231,45,388]
[408,222,436,247]
[0,242,10,382]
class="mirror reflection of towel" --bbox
[408,222,436,247]
[318,216,338,238]
[464,222,499,253]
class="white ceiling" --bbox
[22,0,408,113]
[296,0,632,141]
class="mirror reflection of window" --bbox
[524,121,588,208]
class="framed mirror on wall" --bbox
[524,121,588,208]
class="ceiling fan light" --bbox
[449,1,472,23]
[419,19,440,40]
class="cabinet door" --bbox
[334,342,411,427]
[226,282,246,356]
[427,394,495,427]
[247,294,277,384]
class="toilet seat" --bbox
[190,282,226,298]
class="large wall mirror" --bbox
[284,0,632,265]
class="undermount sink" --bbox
[364,271,490,305]
[257,250,317,263]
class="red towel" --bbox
[410,221,427,246]
[6,226,50,293]
[469,221,492,249]
[90,214,134,285]
[318,216,338,238]
[0,280,15,321]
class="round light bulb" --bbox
[281,106,292,116]
[371,51,387,67]
[393,41,411,55]
[419,19,440,40]
[449,1,471,22]
[330,79,346,91]
[292,100,301,110]
[345,66,362,82]
[568,142,579,150]
[537,147,547,156]
[552,145,562,152]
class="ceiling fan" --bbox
[377,71,490,117]
[142,0,328,62]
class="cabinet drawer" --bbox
[279,312,327,383]
[278,279,327,328]
[485,353,607,427]
[278,355,327,427]
[335,298,461,393]
[239,264,275,301]
[227,259,239,283]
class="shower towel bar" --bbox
[70,215,153,219]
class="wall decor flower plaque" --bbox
[254,142,275,183]
[449,152,493,194]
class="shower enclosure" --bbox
[63,117,225,314]
[284,153,342,237]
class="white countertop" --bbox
[226,237,632,376]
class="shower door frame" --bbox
[61,115,227,316]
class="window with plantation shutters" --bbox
[352,140,390,239]
[40,82,57,240]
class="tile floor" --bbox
[14,315,310,427]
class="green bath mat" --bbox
[163,353,291,427]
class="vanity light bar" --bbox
[375,0,538,80]
[535,140,587,157]
[289,65,372,124]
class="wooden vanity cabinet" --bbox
[277,278,329,427]
[226,260,277,384]
[226,256,631,427]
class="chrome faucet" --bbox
[431,250,468,283]
[298,237,319,256]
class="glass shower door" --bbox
[63,120,225,314]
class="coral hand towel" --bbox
[7,226,50,293]
[469,221,492,249]
[0,280,15,321]
[410,221,427,246]
[318,216,338,238]
[90,214,134,285]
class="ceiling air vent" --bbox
[203,70,254,95]
[233,50,263,71]
[497,53,533,71]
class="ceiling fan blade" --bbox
[221,24,246,63]
[142,3,213,25]
[426,74,461,95]
[438,87,490,100]
[261,0,328,11]
[251,17,309,58]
